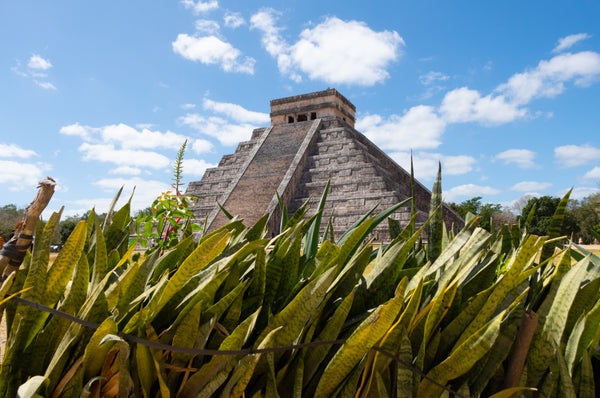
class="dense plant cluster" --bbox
[0,171,599,397]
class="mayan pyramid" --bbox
[185,89,462,240]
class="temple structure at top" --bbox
[185,89,462,240]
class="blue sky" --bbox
[1,1,600,218]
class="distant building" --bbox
[185,89,462,240]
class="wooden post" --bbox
[503,309,539,390]
[0,177,56,282]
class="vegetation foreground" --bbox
[1,176,600,397]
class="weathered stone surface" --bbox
[186,89,463,241]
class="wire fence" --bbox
[7,295,467,397]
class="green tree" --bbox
[521,195,579,237]
[57,216,81,245]
[0,204,25,241]
[447,197,503,232]
[569,193,600,243]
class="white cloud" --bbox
[60,123,188,150]
[582,166,600,182]
[554,144,600,167]
[388,151,477,180]
[195,19,220,34]
[289,18,404,86]
[35,81,57,90]
[444,184,501,202]
[357,106,446,151]
[79,143,171,169]
[13,55,57,90]
[136,123,156,130]
[510,181,552,192]
[101,124,187,150]
[495,149,537,168]
[420,71,449,86]
[28,54,52,70]
[0,143,37,158]
[181,103,196,110]
[60,123,92,140]
[181,0,218,14]
[497,51,600,105]
[202,98,270,124]
[184,158,217,177]
[109,166,142,175]
[251,11,404,86]
[224,12,245,28]
[250,9,297,80]
[172,33,255,74]
[93,177,173,212]
[0,160,49,191]
[440,87,526,124]
[557,186,600,200]
[179,114,255,146]
[553,33,591,53]
[191,138,215,154]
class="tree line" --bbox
[447,192,600,244]
[1,192,599,246]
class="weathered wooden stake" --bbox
[503,309,539,390]
[0,177,56,282]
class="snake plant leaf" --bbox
[246,212,269,241]
[487,387,538,398]
[100,334,133,398]
[16,376,47,398]
[565,294,600,373]
[202,279,249,324]
[468,304,523,397]
[527,255,589,386]
[423,279,459,354]
[44,275,111,393]
[219,325,281,398]
[303,289,355,385]
[408,217,479,292]
[577,349,595,398]
[145,229,231,320]
[82,318,118,381]
[364,217,429,305]
[104,200,132,257]
[454,235,544,351]
[262,224,297,312]
[565,276,600,337]
[149,235,194,283]
[171,298,203,365]
[256,267,336,354]
[418,311,503,397]
[565,313,586,375]
[45,220,87,307]
[106,249,160,319]
[334,357,367,398]
[314,286,405,398]
[427,162,443,262]
[180,309,260,398]
[244,249,266,315]
[162,269,226,337]
[394,331,413,398]
[556,348,577,398]
[388,217,402,241]
[136,339,156,398]
[337,198,410,249]
[22,221,88,350]
[540,188,572,264]
[90,217,108,290]
[304,180,330,268]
